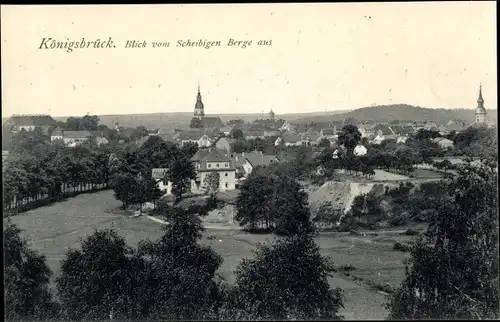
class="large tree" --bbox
[387,160,499,319]
[220,234,344,320]
[135,207,224,320]
[235,172,313,235]
[167,152,197,203]
[338,124,361,152]
[230,128,244,140]
[4,221,59,321]
[56,229,140,320]
[203,172,220,198]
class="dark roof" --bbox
[276,150,299,162]
[158,133,174,142]
[226,153,247,170]
[177,130,205,141]
[215,136,236,145]
[321,128,335,136]
[389,125,404,135]
[62,130,93,139]
[229,122,250,133]
[244,151,279,167]
[307,121,333,132]
[250,119,285,130]
[282,134,301,143]
[8,115,57,126]
[203,149,231,162]
[195,150,236,172]
[305,133,321,141]
[246,130,266,137]
[191,149,211,161]
[51,128,64,136]
[401,125,415,135]
[201,117,224,128]
[376,125,394,135]
[292,123,309,133]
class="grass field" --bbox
[4,190,418,320]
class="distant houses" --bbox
[50,128,109,147]
[5,114,58,134]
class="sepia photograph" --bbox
[1,2,498,320]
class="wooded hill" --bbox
[295,104,497,124]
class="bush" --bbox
[388,212,412,227]
[403,228,420,236]
[393,242,411,252]
[339,264,356,271]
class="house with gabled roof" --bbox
[432,137,454,150]
[175,130,218,148]
[201,117,224,129]
[424,122,439,132]
[50,128,103,147]
[389,125,404,135]
[190,149,236,193]
[446,121,467,133]
[245,130,266,140]
[155,148,237,196]
[6,114,58,134]
[227,151,279,177]
[275,134,303,147]
[214,136,236,153]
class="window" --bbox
[225,183,228,188]
[225,173,228,177]
[208,164,211,168]
[162,179,168,185]
[216,163,219,167]
[225,163,229,167]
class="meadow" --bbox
[5,190,418,320]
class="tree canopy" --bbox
[221,234,344,320]
[387,160,499,319]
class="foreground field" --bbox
[4,190,417,320]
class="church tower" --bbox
[194,85,205,120]
[475,84,487,124]
[268,109,276,120]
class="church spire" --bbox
[477,83,484,106]
[194,83,205,119]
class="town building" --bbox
[5,114,58,134]
[174,130,218,148]
[432,137,454,150]
[214,136,236,153]
[50,129,100,147]
[275,134,302,146]
[190,149,236,193]
[234,151,279,176]
[153,149,237,196]
[353,144,368,156]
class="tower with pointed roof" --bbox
[475,84,487,124]
[194,84,205,120]
[268,109,275,120]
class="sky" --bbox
[1,2,497,117]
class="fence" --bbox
[3,182,110,217]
